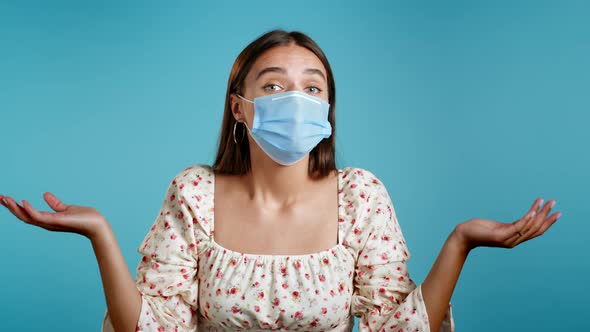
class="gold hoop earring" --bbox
[233,121,245,144]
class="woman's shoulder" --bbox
[165,164,214,235]
[338,166,388,195]
[338,166,403,259]
[160,164,215,206]
[167,164,214,188]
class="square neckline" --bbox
[208,167,346,259]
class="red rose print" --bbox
[130,166,439,330]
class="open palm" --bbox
[457,197,562,251]
[0,192,106,239]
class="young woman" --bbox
[0,30,561,332]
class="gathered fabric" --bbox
[102,164,454,331]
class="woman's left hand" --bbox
[454,197,562,252]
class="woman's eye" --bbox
[263,84,282,91]
[306,86,322,94]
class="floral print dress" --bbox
[101,165,454,331]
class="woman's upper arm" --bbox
[132,169,204,331]
[348,169,454,331]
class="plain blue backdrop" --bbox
[1,0,588,331]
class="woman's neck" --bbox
[243,148,313,209]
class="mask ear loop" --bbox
[236,94,254,103]
[233,93,253,144]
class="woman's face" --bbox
[230,43,329,127]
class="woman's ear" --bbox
[229,93,244,122]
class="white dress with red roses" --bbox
[101,164,454,331]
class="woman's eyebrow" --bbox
[255,67,326,82]
[303,68,326,82]
[256,67,286,80]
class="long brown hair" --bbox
[212,29,337,179]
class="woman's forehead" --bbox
[248,44,327,79]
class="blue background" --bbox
[1,0,588,330]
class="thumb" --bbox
[43,192,68,212]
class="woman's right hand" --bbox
[0,192,107,240]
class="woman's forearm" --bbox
[420,227,469,332]
[90,222,142,332]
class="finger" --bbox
[4,197,69,232]
[528,211,562,240]
[523,197,543,220]
[541,199,557,218]
[2,196,35,223]
[505,197,545,247]
[518,197,552,237]
[522,199,557,239]
[505,210,536,247]
[508,208,537,236]
[513,208,561,247]
[533,197,544,213]
[511,197,543,229]
[518,210,538,237]
[505,232,521,248]
[43,192,68,212]
[507,197,555,248]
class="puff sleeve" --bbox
[102,172,200,332]
[350,172,454,332]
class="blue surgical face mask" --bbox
[236,90,332,166]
